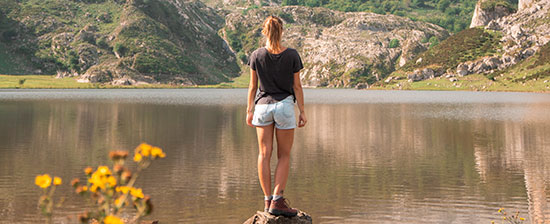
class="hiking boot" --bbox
[268,197,297,217]
[264,199,271,212]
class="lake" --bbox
[1,89,550,223]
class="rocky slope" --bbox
[0,0,239,85]
[385,0,550,91]
[222,6,449,88]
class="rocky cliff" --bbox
[387,0,550,91]
[470,0,515,28]
[0,0,239,85]
[222,6,449,88]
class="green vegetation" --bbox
[279,0,511,33]
[400,28,502,72]
[379,32,550,93]
[0,0,239,85]
[373,73,549,92]
[389,39,400,48]
[481,0,516,12]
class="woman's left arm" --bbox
[246,68,258,127]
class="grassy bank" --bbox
[0,74,249,89]
[372,73,550,92]
[1,73,548,92]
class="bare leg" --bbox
[256,124,275,197]
[273,128,294,196]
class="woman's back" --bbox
[248,47,303,104]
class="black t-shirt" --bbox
[248,47,304,104]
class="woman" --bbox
[246,16,307,217]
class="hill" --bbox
[0,0,240,85]
[380,0,550,91]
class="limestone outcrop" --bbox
[223,6,449,88]
[401,0,550,83]
[470,0,515,28]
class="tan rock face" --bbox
[470,0,514,28]
[518,0,537,11]
[223,6,449,88]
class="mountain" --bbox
[0,0,239,85]
[222,6,449,88]
[383,0,550,91]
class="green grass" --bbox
[373,74,549,92]
[1,73,548,92]
[400,28,502,73]
[0,74,250,89]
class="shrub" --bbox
[429,36,439,48]
[237,51,248,64]
[113,43,127,57]
[389,39,400,48]
[96,36,110,49]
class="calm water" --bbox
[1,89,550,224]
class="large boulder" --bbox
[243,210,312,224]
[470,0,514,28]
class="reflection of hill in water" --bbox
[0,92,550,223]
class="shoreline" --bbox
[1,74,549,93]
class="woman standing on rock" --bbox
[246,15,307,217]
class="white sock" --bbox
[272,195,283,201]
[265,195,273,201]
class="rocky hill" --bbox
[222,6,449,88]
[383,0,550,91]
[0,0,239,85]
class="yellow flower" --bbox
[35,174,52,189]
[90,184,98,193]
[520,217,525,221]
[116,186,131,194]
[133,153,142,162]
[136,143,152,157]
[53,176,62,186]
[498,208,502,213]
[130,187,144,199]
[151,147,166,158]
[97,166,112,176]
[84,167,93,175]
[107,176,117,187]
[103,215,124,224]
[82,186,88,192]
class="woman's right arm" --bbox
[293,72,307,127]
[246,68,258,127]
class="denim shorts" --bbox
[252,96,296,129]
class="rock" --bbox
[519,0,536,11]
[399,40,427,67]
[407,68,435,81]
[510,24,524,39]
[56,71,79,78]
[243,211,312,224]
[77,44,99,71]
[112,77,137,86]
[355,83,368,89]
[470,0,514,28]
[449,77,458,82]
[51,32,74,51]
[384,76,394,83]
[416,57,423,64]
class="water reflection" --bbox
[0,90,549,223]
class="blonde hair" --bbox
[262,16,283,53]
